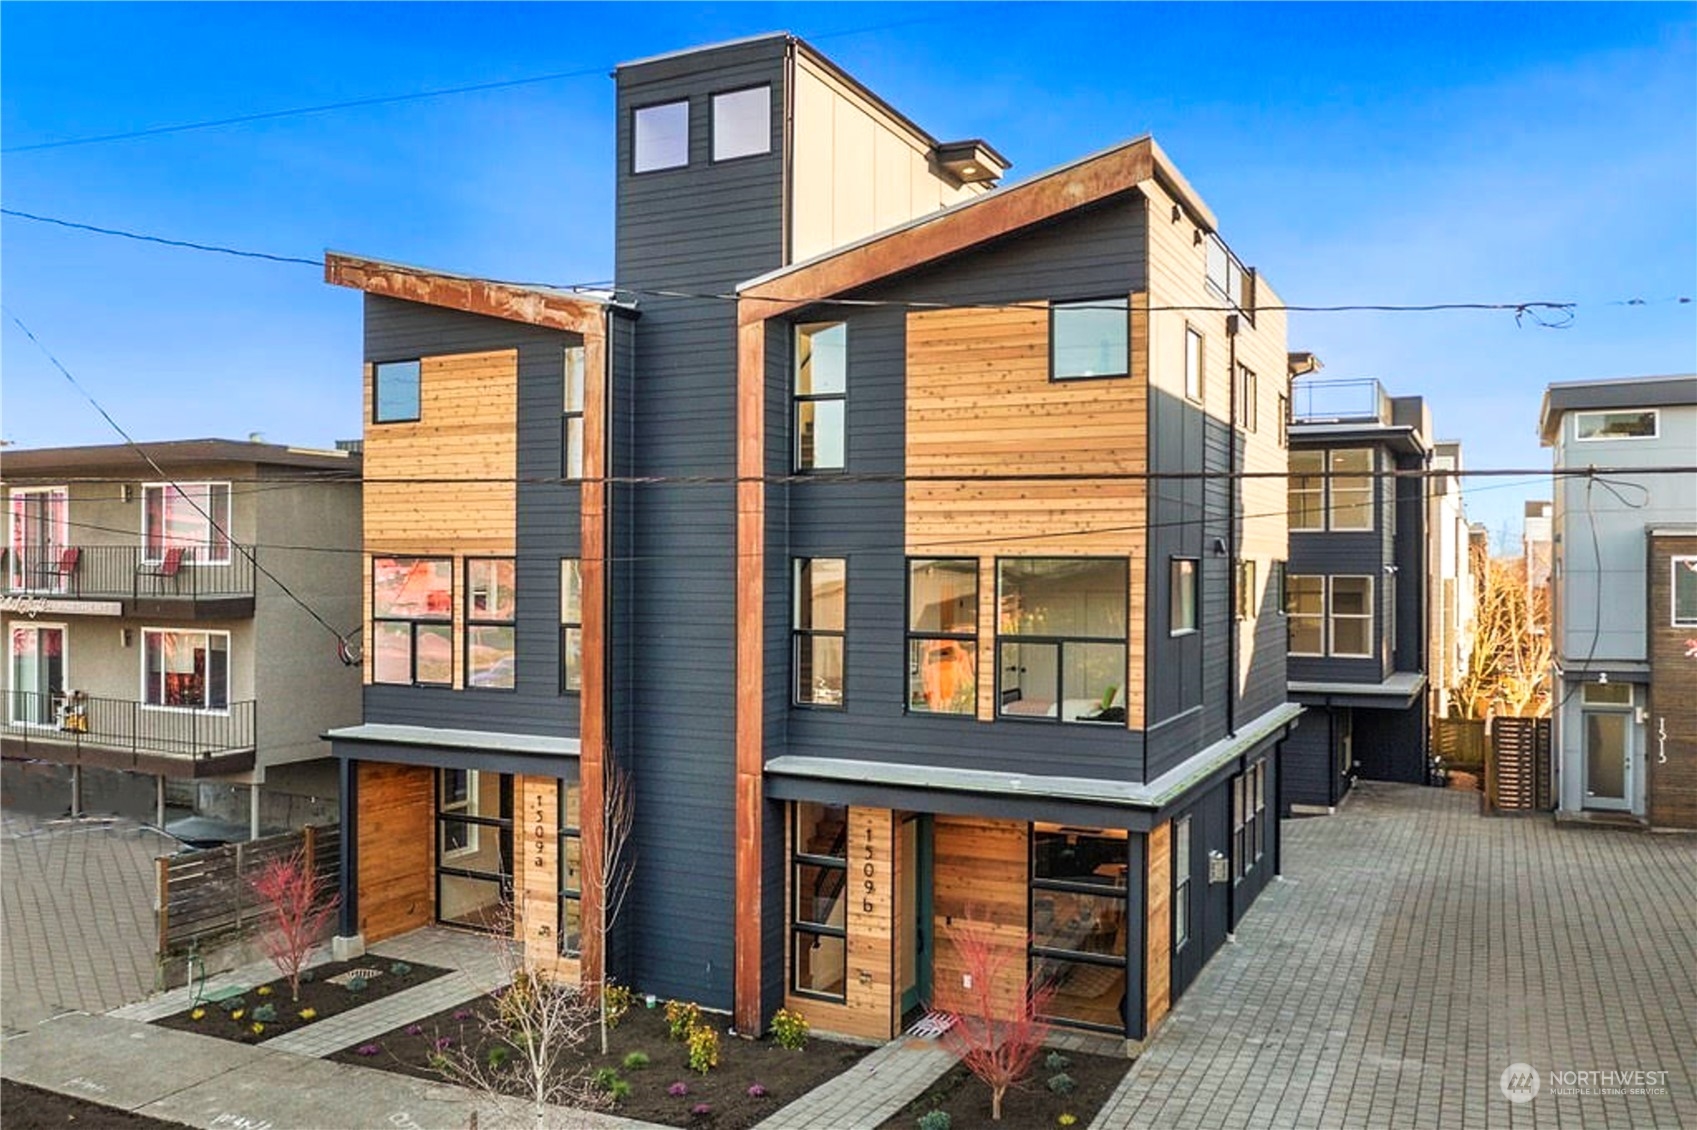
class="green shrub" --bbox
[916,1111,952,1130]
[388,961,413,976]
[609,1078,633,1102]
[604,982,635,1030]
[1047,1073,1076,1095]
[1045,1051,1072,1071]
[665,1000,701,1042]
[218,996,245,1013]
[487,1045,510,1070]
[251,1003,278,1023]
[622,1050,651,1071]
[593,1067,622,1092]
[686,1024,720,1074]
[770,1007,809,1051]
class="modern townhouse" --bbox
[324,33,1302,1045]
[2,439,361,835]
[1539,374,1697,829]
[1279,377,1448,811]
[1426,440,1476,724]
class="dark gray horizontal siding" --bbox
[1199,415,1233,749]
[1279,708,1334,809]
[1146,384,1205,777]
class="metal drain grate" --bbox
[906,1010,956,1039]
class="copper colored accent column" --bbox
[579,319,609,987]
[734,312,767,1034]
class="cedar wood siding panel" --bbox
[616,40,787,1008]
[779,199,1149,780]
[361,295,583,737]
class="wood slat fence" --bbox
[155,824,339,961]
[1432,717,1488,770]
[1484,717,1553,813]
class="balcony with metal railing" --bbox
[1289,377,1393,425]
[1,545,256,618]
[0,691,256,777]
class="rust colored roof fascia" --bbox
[324,252,608,335]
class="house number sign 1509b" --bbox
[863,826,876,913]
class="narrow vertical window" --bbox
[1235,559,1257,621]
[1172,815,1192,952]
[906,558,978,715]
[465,559,516,690]
[793,558,846,706]
[633,100,689,172]
[1673,557,1697,627]
[1252,762,1266,861]
[1288,451,1324,532]
[1277,391,1289,447]
[1170,558,1198,635]
[1329,576,1373,657]
[1328,449,1373,530]
[1237,364,1257,431]
[791,802,848,1001]
[560,559,582,693]
[1184,326,1203,403]
[374,360,422,424]
[562,345,586,481]
[1285,574,1324,655]
[794,323,846,472]
[559,780,582,957]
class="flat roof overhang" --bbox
[324,722,580,777]
[1288,672,1427,710]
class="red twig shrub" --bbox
[938,912,1055,1121]
[248,848,338,1003]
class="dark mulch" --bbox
[0,1079,190,1129]
[327,995,871,1129]
[152,955,449,1044]
[878,1048,1132,1130]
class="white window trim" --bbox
[1671,557,1697,628]
[1327,575,1375,658]
[8,621,69,728]
[1574,409,1659,442]
[1183,325,1204,404]
[1286,574,1325,656]
[7,486,70,593]
[1325,449,1375,532]
[141,482,232,565]
[138,626,231,714]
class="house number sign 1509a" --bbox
[862,826,876,913]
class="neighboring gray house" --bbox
[3,438,362,835]
[1539,374,1697,828]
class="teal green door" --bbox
[900,815,935,1016]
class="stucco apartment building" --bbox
[3,439,362,834]
[1539,374,1697,829]
[324,34,1303,1045]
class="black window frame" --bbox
[793,557,847,709]
[559,778,582,958]
[904,557,979,717]
[995,557,1129,726]
[1172,814,1192,953]
[793,321,847,473]
[373,359,422,425]
[560,558,582,695]
[562,344,586,481]
[1028,824,1131,1034]
[709,84,772,164]
[631,98,690,174]
[464,557,516,692]
[1049,297,1130,382]
[1170,557,1199,636]
[435,768,513,933]
[371,555,454,687]
[790,802,849,1003]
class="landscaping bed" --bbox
[1,1079,190,1129]
[878,1048,1131,1130]
[152,956,449,1044]
[328,996,870,1129]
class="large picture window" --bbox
[373,359,421,424]
[1672,557,1697,628]
[1030,825,1128,1031]
[998,558,1127,723]
[711,85,771,161]
[632,100,688,173]
[560,559,582,693]
[142,628,228,710]
[1051,298,1128,380]
[143,482,232,564]
[906,559,977,715]
[1288,448,1373,532]
[1285,574,1372,658]
[791,802,848,1001]
[466,558,516,690]
[793,558,846,707]
[562,345,586,480]
[372,557,453,686]
[794,322,846,472]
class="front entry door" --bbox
[898,814,933,1019]
[1583,710,1633,811]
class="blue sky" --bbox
[3,2,1693,542]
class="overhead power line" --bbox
[1,208,321,266]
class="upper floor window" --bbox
[374,360,421,423]
[562,345,586,480]
[1237,364,1258,431]
[466,558,516,690]
[1288,449,1372,532]
[794,558,845,707]
[998,558,1127,724]
[1051,298,1128,380]
[1277,391,1290,448]
[633,100,689,173]
[1575,409,1657,441]
[794,322,846,472]
[1285,574,1373,658]
[711,86,770,161]
[372,556,453,686]
[1170,557,1199,635]
[1204,233,1246,306]
[1172,814,1192,952]
[8,487,69,593]
[1235,558,1257,621]
[560,559,582,693]
[143,628,228,711]
[907,559,978,716]
[1232,760,1266,881]
[1184,326,1204,403]
[1672,557,1697,627]
[144,483,231,564]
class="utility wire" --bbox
[3,307,357,651]
[1,208,320,266]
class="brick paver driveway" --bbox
[1,809,174,1032]
[1096,782,1697,1129]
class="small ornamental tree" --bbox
[938,911,1056,1121]
[248,846,338,1003]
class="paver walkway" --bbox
[1093,782,1697,1129]
[755,1037,956,1130]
